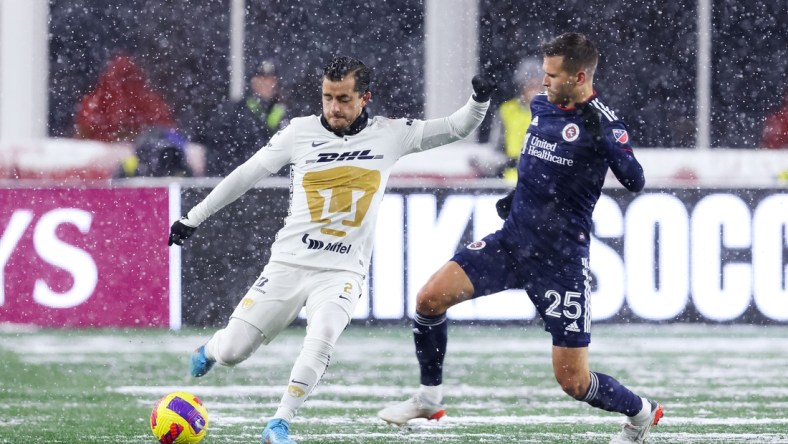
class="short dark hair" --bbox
[322,56,371,94]
[540,32,599,78]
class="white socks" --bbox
[419,384,443,404]
[273,303,349,422]
[629,397,651,424]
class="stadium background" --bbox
[1,0,787,329]
[44,0,788,148]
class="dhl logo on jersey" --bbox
[305,149,384,164]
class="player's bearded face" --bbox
[322,76,370,131]
[542,56,576,107]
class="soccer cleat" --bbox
[261,418,296,444]
[377,394,446,426]
[609,399,664,444]
[190,345,215,377]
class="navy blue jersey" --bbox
[501,93,644,269]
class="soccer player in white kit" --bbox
[168,55,492,444]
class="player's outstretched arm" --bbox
[471,74,495,103]
[419,75,494,151]
[167,155,275,246]
[168,218,197,246]
[578,102,645,192]
[608,147,645,192]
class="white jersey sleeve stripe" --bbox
[591,99,617,122]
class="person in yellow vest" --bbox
[199,59,288,176]
[493,58,543,182]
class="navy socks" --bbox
[581,371,644,416]
[412,313,642,417]
[413,312,448,386]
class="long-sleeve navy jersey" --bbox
[502,93,644,268]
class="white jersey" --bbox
[185,96,488,276]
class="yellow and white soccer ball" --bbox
[150,391,209,444]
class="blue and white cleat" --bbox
[190,345,215,377]
[261,418,296,444]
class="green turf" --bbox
[1,323,787,443]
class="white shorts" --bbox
[230,261,364,344]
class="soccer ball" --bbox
[150,391,209,444]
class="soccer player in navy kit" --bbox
[379,33,663,444]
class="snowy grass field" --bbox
[1,323,788,443]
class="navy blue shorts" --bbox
[451,230,591,347]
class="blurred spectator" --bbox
[669,116,697,148]
[200,59,288,176]
[74,54,175,142]
[117,126,193,178]
[761,92,788,149]
[485,58,543,182]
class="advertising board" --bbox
[0,187,174,328]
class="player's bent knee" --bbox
[215,335,262,366]
[215,346,250,367]
[415,261,473,315]
[214,318,265,366]
[415,290,450,315]
[415,281,459,314]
